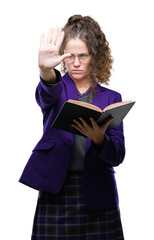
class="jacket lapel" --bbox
[62,72,79,101]
[93,84,107,109]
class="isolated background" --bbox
[0,0,153,239]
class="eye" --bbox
[80,54,88,59]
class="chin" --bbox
[70,72,86,81]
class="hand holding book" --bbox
[72,116,113,147]
[51,99,135,136]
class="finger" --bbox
[71,124,86,135]
[90,118,98,129]
[101,117,113,130]
[56,30,65,49]
[58,53,71,62]
[52,27,59,45]
[46,28,53,44]
[79,117,91,129]
[73,119,85,129]
[72,119,89,133]
[40,33,45,47]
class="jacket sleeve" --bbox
[35,69,63,112]
[95,123,125,167]
[89,94,125,167]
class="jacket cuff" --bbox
[38,69,63,99]
[40,68,62,86]
[90,132,124,167]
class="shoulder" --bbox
[96,84,122,100]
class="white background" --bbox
[0,0,154,239]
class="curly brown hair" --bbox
[59,15,113,85]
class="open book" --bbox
[51,99,135,136]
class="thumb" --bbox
[101,117,113,131]
[59,53,71,62]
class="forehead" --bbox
[64,38,89,53]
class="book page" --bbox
[103,100,133,112]
[67,99,102,112]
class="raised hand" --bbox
[38,27,70,82]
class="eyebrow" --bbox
[66,52,89,55]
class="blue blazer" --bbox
[19,70,125,209]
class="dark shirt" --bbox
[68,88,93,172]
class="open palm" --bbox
[38,27,70,70]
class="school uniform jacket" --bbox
[19,70,125,209]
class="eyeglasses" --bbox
[65,53,90,63]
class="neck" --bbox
[71,76,92,94]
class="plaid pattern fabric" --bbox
[31,173,124,240]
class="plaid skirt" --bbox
[31,172,124,240]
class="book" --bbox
[51,99,135,136]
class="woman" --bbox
[20,15,125,239]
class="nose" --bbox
[73,56,80,67]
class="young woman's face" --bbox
[64,38,92,82]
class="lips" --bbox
[72,70,83,73]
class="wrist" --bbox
[92,135,105,149]
[39,68,56,83]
